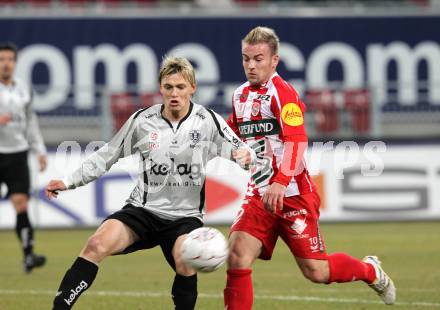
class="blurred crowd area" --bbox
[0,0,435,8]
[2,0,438,144]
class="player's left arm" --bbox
[25,89,48,172]
[263,84,308,213]
[207,109,256,169]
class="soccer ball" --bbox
[181,227,228,273]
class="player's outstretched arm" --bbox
[208,109,256,169]
[45,180,67,200]
[232,148,253,169]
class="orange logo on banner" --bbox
[281,103,303,126]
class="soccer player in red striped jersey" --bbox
[223,26,396,309]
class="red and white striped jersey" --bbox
[227,73,315,197]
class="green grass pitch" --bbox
[0,222,439,309]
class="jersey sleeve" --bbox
[25,90,47,155]
[271,82,308,186]
[271,82,307,139]
[226,104,240,137]
[64,111,140,189]
[271,135,308,186]
[207,109,256,168]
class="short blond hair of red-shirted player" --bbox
[242,26,280,56]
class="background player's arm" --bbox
[25,90,48,171]
[46,112,139,199]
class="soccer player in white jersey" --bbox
[223,27,396,309]
[0,42,47,273]
[46,56,254,310]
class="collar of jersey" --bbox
[160,101,194,131]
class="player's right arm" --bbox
[226,105,254,169]
[208,108,256,169]
[45,112,140,199]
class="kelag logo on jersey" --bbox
[149,158,201,180]
[238,119,280,138]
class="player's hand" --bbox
[0,113,12,125]
[232,148,251,169]
[262,182,286,214]
[45,180,67,199]
[38,155,48,172]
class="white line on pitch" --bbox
[0,289,439,308]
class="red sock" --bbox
[224,268,253,310]
[327,253,376,284]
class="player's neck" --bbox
[249,72,275,89]
[0,76,13,86]
[163,104,190,123]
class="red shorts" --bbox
[230,191,327,260]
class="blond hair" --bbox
[158,56,196,85]
[242,26,280,55]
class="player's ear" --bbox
[272,54,280,68]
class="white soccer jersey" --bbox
[64,102,254,221]
[0,78,46,155]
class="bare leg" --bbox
[224,231,262,310]
[52,219,139,309]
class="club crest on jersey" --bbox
[148,131,160,150]
[189,130,201,145]
[281,103,304,126]
[251,101,260,116]
[149,131,158,141]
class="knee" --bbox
[302,269,328,283]
[175,256,196,276]
[11,195,28,213]
[83,235,109,261]
[227,244,253,269]
[300,262,329,284]
[227,232,261,269]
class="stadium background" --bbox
[0,1,439,309]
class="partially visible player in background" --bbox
[223,26,396,309]
[0,42,48,273]
[46,56,254,310]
